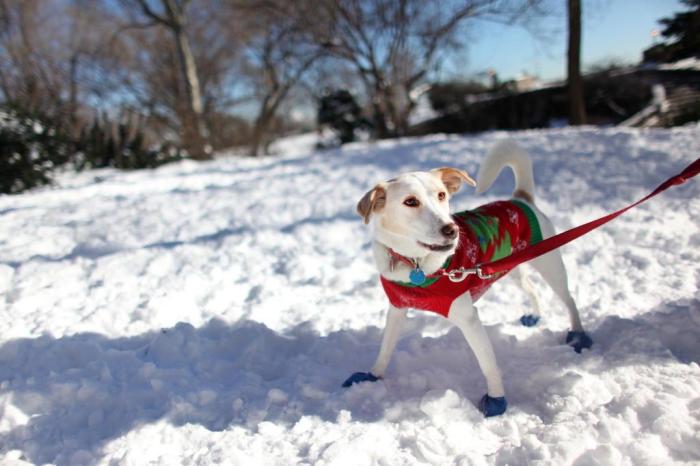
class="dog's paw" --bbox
[479,394,508,417]
[342,372,379,388]
[520,314,540,327]
[566,330,593,353]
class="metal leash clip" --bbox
[447,265,494,282]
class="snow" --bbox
[1,126,700,465]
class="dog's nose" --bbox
[440,223,457,239]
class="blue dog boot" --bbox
[342,371,379,387]
[479,394,508,417]
[520,314,540,327]
[566,330,593,353]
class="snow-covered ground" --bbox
[1,126,699,465]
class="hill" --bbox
[1,126,699,465]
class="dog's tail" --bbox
[475,140,535,203]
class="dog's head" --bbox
[357,168,476,257]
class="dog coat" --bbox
[380,199,542,317]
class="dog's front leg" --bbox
[342,305,406,387]
[370,304,407,377]
[448,293,508,417]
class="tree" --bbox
[110,2,244,153]
[567,0,586,125]
[120,0,210,159]
[0,1,72,118]
[644,0,700,63]
[0,0,119,133]
[237,0,323,156]
[315,0,544,138]
[659,0,700,58]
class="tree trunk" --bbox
[383,88,400,136]
[250,83,297,156]
[172,25,209,159]
[395,85,418,136]
[164,0,209,160]
[567,0,586,125]
[68,54,79,133]
[250,93,271,156]
[249,118,266,157]
[250,94,282,156]
[132,0,210,159]
[173,26,203,117]
[371,98,390,139]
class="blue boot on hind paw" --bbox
[520,314,540,327]
[566,331,593,353]
[479,394,508,417]
[342,371,379,387]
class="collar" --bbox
[386,247,419,271]
[386,247,451,285]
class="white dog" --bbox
[344,140,592,417]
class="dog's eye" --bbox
[403,197,420,207]
[438,192,446,201]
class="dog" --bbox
[343,140,592,417]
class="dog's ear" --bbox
[357,184,387,224]
[432,167,476,194]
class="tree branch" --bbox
[132,0,174,28]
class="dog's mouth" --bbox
[417,241,455,252]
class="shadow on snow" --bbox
[0,298,698,464]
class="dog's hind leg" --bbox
[509,265,542,327]
[448,293,507,417]
[528,249,592,353]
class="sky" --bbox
[443,0,687,83]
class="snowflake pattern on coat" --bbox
[380,199,543,317]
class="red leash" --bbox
[478,157,700,277]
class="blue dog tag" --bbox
[409,268,426,285]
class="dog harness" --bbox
[380,199,542,317]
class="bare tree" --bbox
[0,0,116,132]
[315,0,543,138]
[0,1,64,114]
[567,0,586,125]
[120,0,210,159]
[237,0,323,156]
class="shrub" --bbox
[74,115,184,170]
[0,107,71,194]
[317,89,370,145]
[1,107,185,194]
